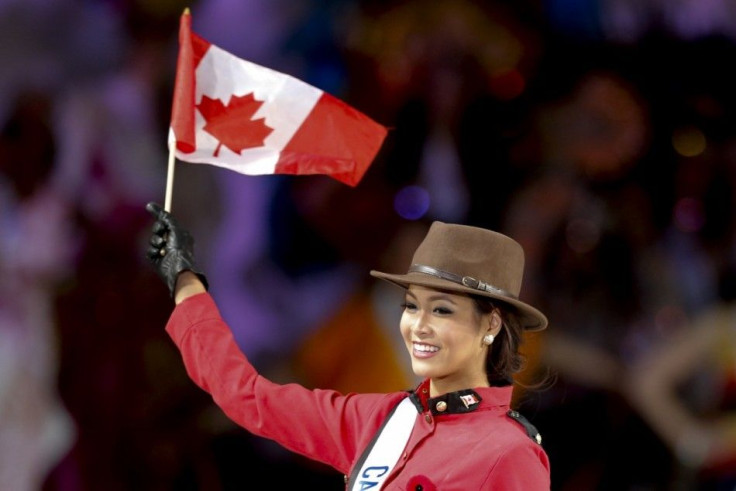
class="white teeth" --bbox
[414,343,439,353]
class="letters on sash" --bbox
[350,397,417,490]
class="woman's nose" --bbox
[411,312,431,335]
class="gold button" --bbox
[425,414,432,423]
[435,401,447,412]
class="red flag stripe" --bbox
[171,13,211,153]
[277,93,388,186]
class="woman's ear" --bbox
[489,310,502,335]
[482,311,502,347]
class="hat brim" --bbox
[370,270,548,331]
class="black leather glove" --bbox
[145,202,209,297]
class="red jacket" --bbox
[167,293,550,490]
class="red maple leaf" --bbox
[196,93,274,157]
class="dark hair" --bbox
[471,296,524,386]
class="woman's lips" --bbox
[412,342,439,358]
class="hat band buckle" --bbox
[409,264,517,300]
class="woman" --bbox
[145,201,550,490]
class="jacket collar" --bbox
[408,379,513,415]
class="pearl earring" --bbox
[483,334,494,346]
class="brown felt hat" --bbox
[370,221,548,331]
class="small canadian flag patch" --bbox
[460,394,479,408]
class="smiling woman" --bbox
[400,286,503,395]
[145,203,551,490]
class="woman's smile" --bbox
[412,342,440,358]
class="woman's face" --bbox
[400,285,497,393]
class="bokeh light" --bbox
[672,125,707,157]
[394,185,430,220]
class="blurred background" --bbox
[3,0,736,489]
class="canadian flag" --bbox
[169,9,388,187]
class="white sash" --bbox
[351,397,417,490]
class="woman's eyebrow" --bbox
[425,293,459,304]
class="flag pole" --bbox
[164,6,191,213]
[164,142,176,212]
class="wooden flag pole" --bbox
[164,142,176,212]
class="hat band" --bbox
[409,264,518,300]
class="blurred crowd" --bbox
[3,0,736,490]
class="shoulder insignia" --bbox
[507,409,543,445]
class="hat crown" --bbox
[411,222,525,296]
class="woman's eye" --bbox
[401,302,417,312]
[434,307,453,315]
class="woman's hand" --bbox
[145,202,209,298]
